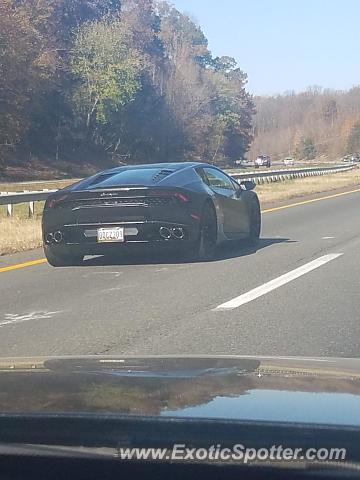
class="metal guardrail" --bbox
[230,164,357,184]
[0,164,357,217]
[0,189,57,217]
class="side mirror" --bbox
[240,180,256,191]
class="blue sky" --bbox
[171,0,360,95]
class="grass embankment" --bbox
[0,217,42,255]
[0,179,78,255]
[0,178,78,192]
[0,168,359,256]
[256,167,360,204]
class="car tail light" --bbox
[174,192,189,203]
[45,195,68,209]
[148,190,189,203]
[45,198,56,209]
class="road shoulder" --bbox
[261,183,360,211]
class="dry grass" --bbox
[0,217,42,255]
[0,201,45,220]
[0,179,78,192]
[0,168,359,256]
[257,167,360,204]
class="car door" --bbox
[202,167,249,237]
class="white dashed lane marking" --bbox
[215,253,343,311]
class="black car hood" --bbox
[1,355,360,427]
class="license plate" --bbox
[97,227,124,243]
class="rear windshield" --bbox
[74,168,174,190]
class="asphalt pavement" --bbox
[1,188,360,358]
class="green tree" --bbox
[0,0,44,163]
[10,0,124,162]
[346,121,360,154]
[322,99,338,126]
[302,137,317,160]
[0,0,255,169]
[205,58,255,164]
[70,17,142,136]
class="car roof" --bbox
[104,161,211,174]
[69,162,222,191]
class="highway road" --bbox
[1,188,360,359]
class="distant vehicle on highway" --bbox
[254,155,271,168]
[42,162,261,266]
[283,156,295,166]
[234,159,251,168]
[343,153,360,162]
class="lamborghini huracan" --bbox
[42,162,261,266]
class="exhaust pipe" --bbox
[53,230,63,243]
[45,233,53,244]
[172,227,184,239]
[159,226,172,240]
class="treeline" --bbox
[250,86,360,161]
[0,0,254,172]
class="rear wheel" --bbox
[196,202,217,261]
[180,203,217,262]
[44,247,84,267]
[247,195,261,245]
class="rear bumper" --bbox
[44,241,196,258]
[43,220,199,256]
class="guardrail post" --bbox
[6,204,12,217]
[28,201,35,217]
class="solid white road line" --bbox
[215,253,343,311]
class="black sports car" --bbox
[42,162,261,266]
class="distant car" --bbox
[342,154,360,162]
[283,157,295,166]
[42,162,261,266]
[254,155,271,168]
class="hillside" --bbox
[250,86,360,162]
[0,0,254,178]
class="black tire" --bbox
[247,195,261,245]
[196,202,218,261]
[44,246,84,267]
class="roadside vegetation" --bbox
[250,88,360,162]
[0,0,254,177]
[0,217,42,255]
[256,167,360,204]
[0,179,78,193]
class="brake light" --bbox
[147,190,189,203]
[46,198,57,209]
[45,195,68,209]
[174,192,189,203]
